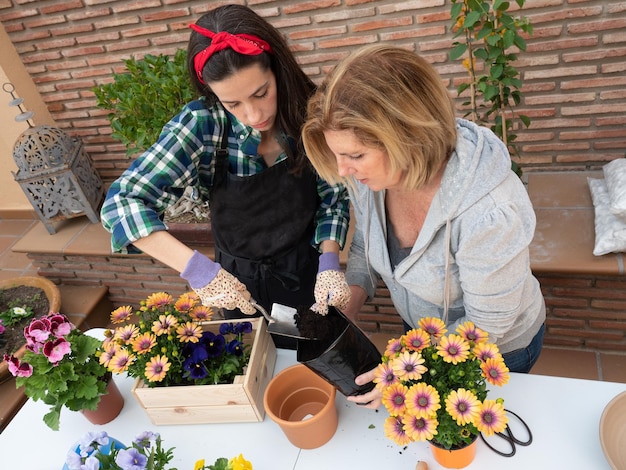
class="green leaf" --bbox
[43,406,61,431]
[457,83,470,94]
[490,64,504,79]
[503,29,515,49]
[520,114,531,127]
[514,34,527,51]
[451,2,463,18]
[464,11,482,28]
[450,43,467,60]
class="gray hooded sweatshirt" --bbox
[346,119,545,354]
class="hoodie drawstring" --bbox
[443,218,451,325]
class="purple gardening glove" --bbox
[311,252,351,316]
[180,250,256,315]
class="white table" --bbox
[0,348,623,469]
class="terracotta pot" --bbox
[82,376,124,425]
[430,436,478,469]
[263,364,337,449]
[0,276,62,380]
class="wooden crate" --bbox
[131,317,277,425]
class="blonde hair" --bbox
[302,44,457,190]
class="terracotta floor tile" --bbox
[599,353,626,384]
[0,219,36,237]
[12,218,88,254]
[0,248,32,270]
[0,237,13,254]
[64,221,113,255]
[531,347,599,380]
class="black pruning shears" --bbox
[480,409,533,457]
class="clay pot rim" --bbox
[264,364,337,426]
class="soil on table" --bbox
[0,286,50,359]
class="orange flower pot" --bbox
[263,364,337,449]
[81,376,124,425]
[430,437,477,469]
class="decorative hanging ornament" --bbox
[3,82,34,127]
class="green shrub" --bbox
[93,49,197,157]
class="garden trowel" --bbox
[263,303,319,340]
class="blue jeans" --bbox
[502,323,545,373]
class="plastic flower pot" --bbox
[430,435,478,469]
[296,307,382,396]
[263,364,337,449]
[62,436,126,470]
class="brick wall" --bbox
[1,0,625,185]
[29,251,626,354]
[536,273,626,352]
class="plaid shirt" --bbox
[101,98,350,254]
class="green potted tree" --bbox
[449,0,533,177]
[93,50,211,244]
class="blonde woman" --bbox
[302,45,545,405]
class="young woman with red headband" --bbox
[101,5,351,346]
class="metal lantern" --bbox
[6,83,104,234]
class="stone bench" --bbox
[527,171,623,276]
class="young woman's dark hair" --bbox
[188,4,315,173]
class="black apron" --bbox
[209,120,320,346]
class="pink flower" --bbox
[3,354,33,378]
[48,313,72,337]
[43,337,71,364]
[25,317,52,344]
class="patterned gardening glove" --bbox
[311,252,351,316]
[180,250,256,315]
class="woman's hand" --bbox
[346,367,382,409]
[312,251,351,315]
[180,250,256,314]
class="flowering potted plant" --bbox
[194,454,253,470]
[0,275,61,381]
[374,317,510,467]
[64,429,254,470]
[4,313,122,430]
[99,291,276,425]
[64,430,176,470]
[100,291,252,387]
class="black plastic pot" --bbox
[296,307,382,396]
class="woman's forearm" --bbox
[132,230,196,273]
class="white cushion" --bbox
[603,159,626,222]
[588,177,626,256]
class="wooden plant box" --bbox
[131,317,277,425]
